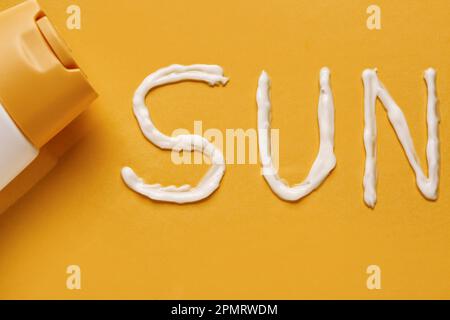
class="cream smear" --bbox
[362,68,440,208]
[256,67,336,201]
[122,64,228,204]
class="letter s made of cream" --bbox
[122,64,228,204]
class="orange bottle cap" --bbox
[0,0,97,148]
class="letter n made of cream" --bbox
[362,68,440,208]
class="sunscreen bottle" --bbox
[0,0,97,191]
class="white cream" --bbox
[362,68,440,208]
[256,67,336,201]
[122,64,228,204]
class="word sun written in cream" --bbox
[122,64,440,208]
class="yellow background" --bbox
[0,0,449,299]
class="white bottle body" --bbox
[0,102,39,191]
